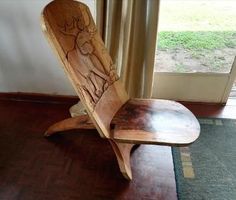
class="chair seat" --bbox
[111,99,200,145]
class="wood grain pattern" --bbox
[57,9,119,108]
[0,99,177,200]
[45,99,200,146]
[1,98,235,199]
[41,0,200,145]
[109,141,135,180]
[45,114,95,137]
[112,99,200,145]
[41,0,128,138]
[41,0,200,180]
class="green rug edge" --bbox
[172,117,236,200]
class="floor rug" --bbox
[172,118,236,200]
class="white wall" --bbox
[0,0,95,95]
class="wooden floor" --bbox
[0,98,235,200]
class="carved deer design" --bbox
[58,6,118,110]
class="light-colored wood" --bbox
[109,140,134,180]
[112,99,200,145]
[41,0,131,179]
[41,0,129,139]
[45,114,95,137]
[69,101,87,117]
[41,0,200,180]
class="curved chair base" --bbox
[44,114,135,180]
[45,115,95,137]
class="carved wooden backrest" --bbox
[41,0,129,138]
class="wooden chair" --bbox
[41,0,200,180]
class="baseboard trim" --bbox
[179,101,225,106]
[0,92,226,106]
[0,92,79,104]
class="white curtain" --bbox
[97,0,160,98]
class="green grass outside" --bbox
[156,1,236,72]
[157,31,236,51]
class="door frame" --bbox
[152,57,236,104]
